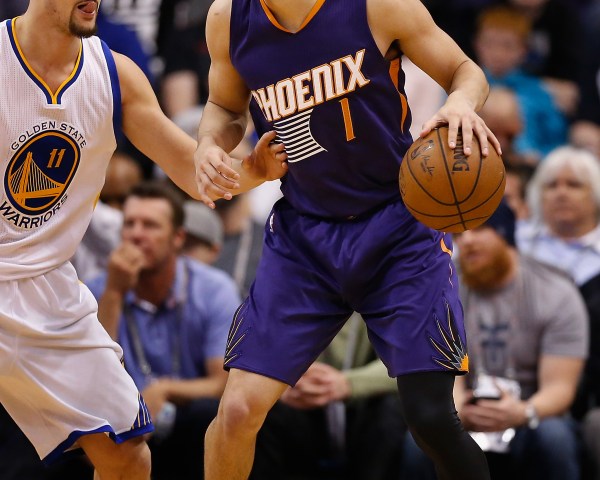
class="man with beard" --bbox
[0,1,284,479]
[401,200,589,480]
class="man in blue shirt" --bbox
[87,181,240,480]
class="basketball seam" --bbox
[438,127,467,230]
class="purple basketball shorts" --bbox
[224,198,468,385]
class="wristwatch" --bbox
[525,402,540,429]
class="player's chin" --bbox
[69,15,97,38]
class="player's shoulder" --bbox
[366,0,430,44]
[367,0,417,18]
[207,0,233,22]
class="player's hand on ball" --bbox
[242,130,288,181]
[420,91,502,158]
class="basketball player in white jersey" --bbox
[0,1,286,479]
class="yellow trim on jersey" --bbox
[440,237,453,256]
[260,0,327,33]
[12,17,83,105]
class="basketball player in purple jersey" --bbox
[194,0,502,478]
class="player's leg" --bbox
[0,265,153,474]
[396,371,490,480]
[351,201,489,480]
[78,434,150,480]
[204,369,288,480]
[208,200,353,480]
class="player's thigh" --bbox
[358,223,466,377]
[225,202,353,386]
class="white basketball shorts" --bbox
[0,262,152,464]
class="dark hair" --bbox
[127,180,185,229]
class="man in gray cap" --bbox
[183,200,224,265]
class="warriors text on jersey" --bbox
[230,0,413,218]
[0,18,120,279]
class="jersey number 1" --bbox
[339,98,355,142]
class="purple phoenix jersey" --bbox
[230,0,413,218]
[226,0,469,384]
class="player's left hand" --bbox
[420,91,502,158]
[241,130,288,181]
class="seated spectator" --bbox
[502,0,582,117]
[100,149,144,210]
[86,181,241,480]
[182,200,224,265]
[251,313,406,480]
[160,11,211,118]
[473,5,567,164]
[571,1,600,160]
[71,150,143,282]
[213,194,265,298]
[477,86,528,167]
[504,162,534,224]
[517,146,600,423]
[401,201,589,480]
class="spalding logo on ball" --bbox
[399,125,505,233]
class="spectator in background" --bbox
[251,313,405,480]
[213,194,264,299]
[473,4,567,164]
[71,150,143,282]
[477,86,524,166]
[87,181,240,480]
[502,0,582,117]
[518,146,600,424]
[421,0,496,60]
[402,201,588,480]
[503,163,533,224]
[160,5,211,118]
[100,150,144,210]
[571,1,600,160]
[183,200,224,265]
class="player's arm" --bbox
[114,52,201,199]
[195,0,287,208]
[368,0,501,156]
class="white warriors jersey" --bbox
[0,18,120,280]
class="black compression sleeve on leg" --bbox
[396,371,490,480]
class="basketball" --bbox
[399,126,506,233]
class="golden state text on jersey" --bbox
[0,17,121,280]
[3,125,83,229]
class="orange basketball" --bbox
[399,126,505,233]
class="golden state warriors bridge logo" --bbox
[2,130,79,229]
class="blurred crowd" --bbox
[1,0,600,479]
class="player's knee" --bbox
[403,402,459,445]
[218,391,268,435]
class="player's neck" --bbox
[15,15,82,85]
[262,0,319,32]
